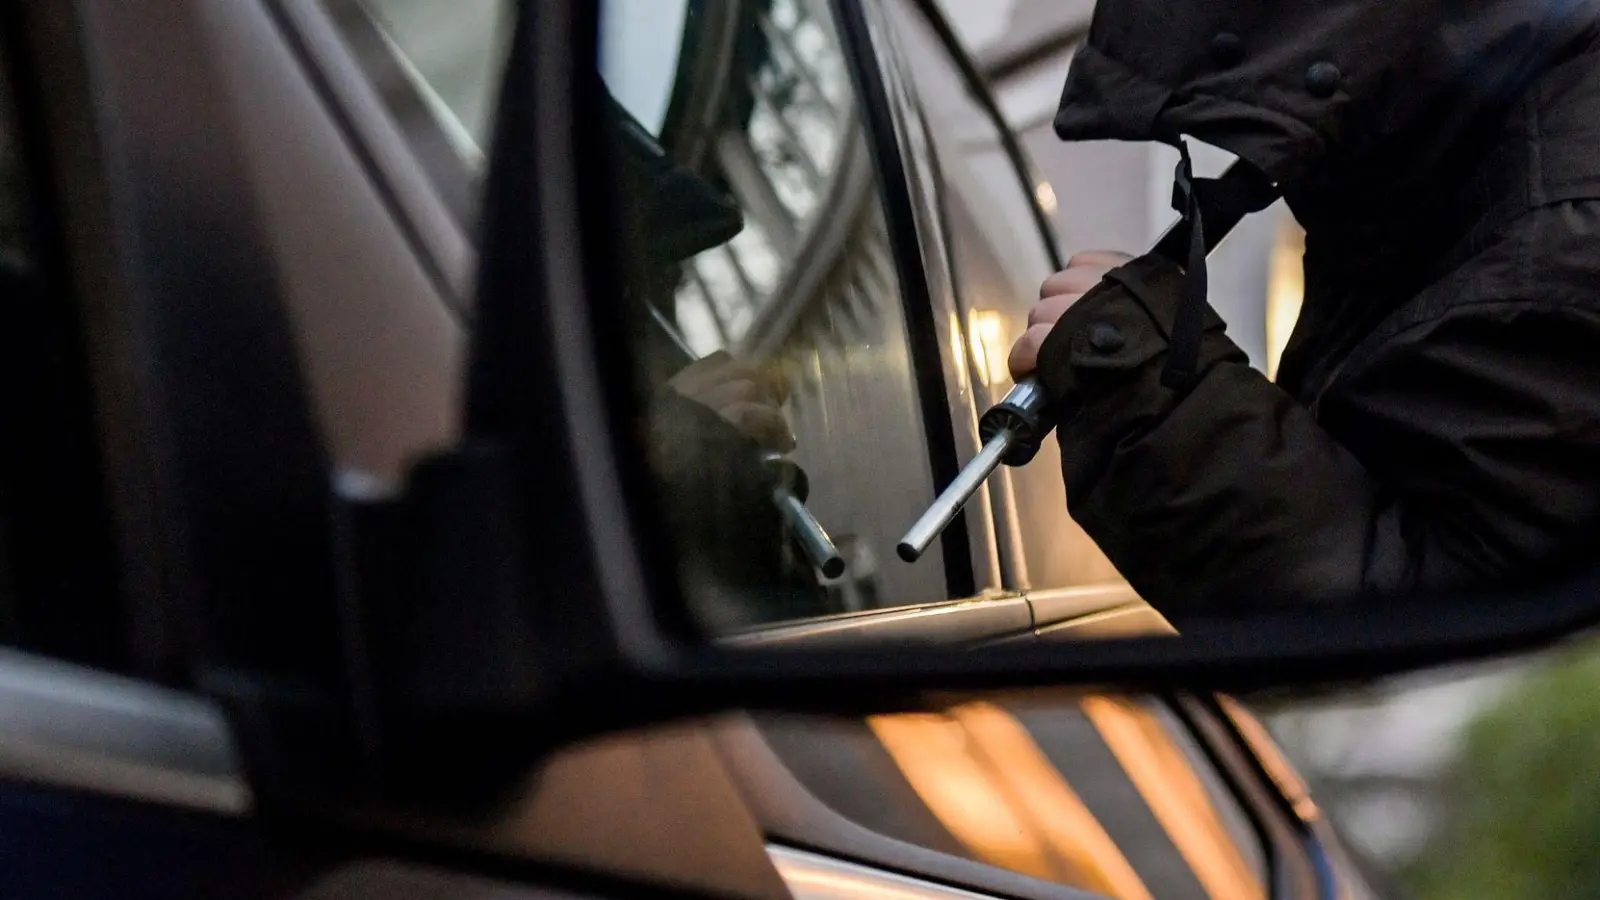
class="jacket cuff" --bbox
[1033,254,1239,411]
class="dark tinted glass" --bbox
[599,0,959,635]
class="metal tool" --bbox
[896,378,1049,562]
[649,305,845,578]
[898,162,1263,563]
[764,454,846,579]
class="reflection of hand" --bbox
[1008,250,1133,379]
[667,350,796,454]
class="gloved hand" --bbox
[645,352,822,631]
[665,350,795,454]
[1008,250,1133,380]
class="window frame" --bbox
[830,0,991,600]
[298,0,1002,623]
[679,0,1103,634]
[265,0,490,308]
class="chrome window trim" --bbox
[720,594,1031,648]
[718,581,1141,648]
[769,844,1011,899]
[268,0,479,303]
[0,648,250,814]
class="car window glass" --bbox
[324,0,965,634]
[598,0,962,635]
[1154,700,1272,892]
[880,0,1129,594]
[1013,695,1269,900]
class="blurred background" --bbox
[354,0,1600,896]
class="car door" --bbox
[262,3,1376,900]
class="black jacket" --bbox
[1039,1,1600,610]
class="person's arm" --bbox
[644,357,824,629]
[1013,253,1600,613]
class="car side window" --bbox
[876,0,1130,595]
[323,0,978,634]
[598,0,961,634]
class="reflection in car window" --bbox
[323,0,955,632]
[601,0,952,634]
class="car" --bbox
[0,1,1570,899]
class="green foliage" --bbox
[1405,646,1600,900]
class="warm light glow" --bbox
[967,310,1013,387]
[868,713,1055,878]
[868,705,1154,900]
[1217,697,1324,824]
[951,703,1155,900]
[777,864,964,900]
[1083,697,1266,900]
[948,311,969,389]
[1035,180,1059,216]
[1264,217,1306,381]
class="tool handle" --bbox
[896,161,1268,562]
[978,377,1053,466]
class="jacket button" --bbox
[1086,322,1126,353]
[1305,61,1341,98]
[1210,32,1244,68]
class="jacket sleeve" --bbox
[1034,254,1600,613]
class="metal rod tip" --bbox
[896,542,922,563]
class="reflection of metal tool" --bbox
[648,303,698,358]
[898,161,1267,563]
[765,455,846,578]
[649,304,845,577]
